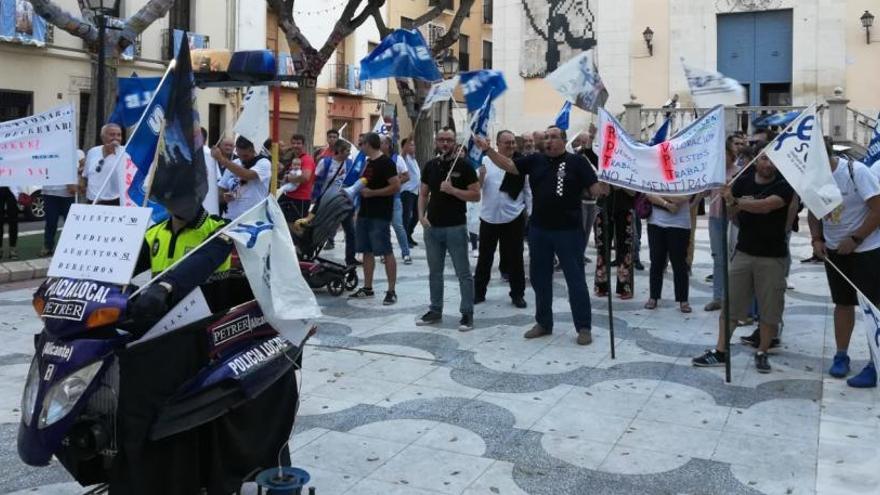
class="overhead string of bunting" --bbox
[293,2,345,17]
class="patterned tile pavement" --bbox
[1,218,879,494]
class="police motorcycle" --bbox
[18,274,310,494]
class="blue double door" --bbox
[717,10,793,106]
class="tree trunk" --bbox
[84,39,121,148]
[296,84,318,152]
[414,111,434,167]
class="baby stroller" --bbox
[292,189,359,296]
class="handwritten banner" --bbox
[0,103,77,186]
[596,105,726,195]
[48,204,152,285]
[130,288,211,347]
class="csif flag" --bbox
[466,92,493,167]
[681,59,747,107]
[857,292,880,387]
[459,70,507,112]
[233,86,270,152]
[359,29,442,82]
[422,76,459,111]
[109,73,163,128]
[148,33,208,221]
[225,197,321,345]
[648,118,671,146]
[764,105,842,218]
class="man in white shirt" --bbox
[81,123,127,205]
[212,136,271,220]
[400,137,421,248]
[809,138,880,388]
[474,130,531,308]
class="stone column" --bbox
[623,99,643,137]
[826,87,850,143]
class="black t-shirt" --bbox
[359,155,397,220]
[421,154,479,227]
[732,170,794,258]
[515,152,598,230]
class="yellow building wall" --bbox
[629,0,670,107]
[845,0,880,115]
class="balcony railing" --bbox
[845,107,878,148]
[327,64,371,95]
[635,105,823,142]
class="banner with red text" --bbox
[0,104,77,187]
[596,105,726,195]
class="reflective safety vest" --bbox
[144,212,231,276]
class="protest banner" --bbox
[0,104,77,187]
[130,288,211,347]
[48,204,152,285]
[596,105,726,195]
[545,49,608,113]
[764,105,842,218]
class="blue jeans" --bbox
[43,195,74,251]
[392,196,410,257]
[528,225,591,331]
[708,216,727,301]
[424,225,473,315]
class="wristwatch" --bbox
[850,234,864,246]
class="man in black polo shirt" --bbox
[692,145,794,373]
[417,128,481,331]
[475,126,608,345]
[348,132,401,305]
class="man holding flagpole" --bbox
[475,127,608,346]
[808,137,880,387]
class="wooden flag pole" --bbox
[602,203,616,359]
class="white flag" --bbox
[681,59,747,108]
[422,76,459,111]
[545,50,608,113]
[225,197,321,345]
[764,105,842,218]
[857,292,880,386]
[233,86,269,149]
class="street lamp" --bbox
[643,27,654,56]
[861,10,875,44]
[441,51,459,78]
[85,0,121,145]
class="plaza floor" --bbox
[1,218,878,494]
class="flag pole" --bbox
[140,125,166,207]
[602,203,616,359]
[91,59,177,205]
[444,95,487,182]
[270,44,282,197]
[721,201,732,383]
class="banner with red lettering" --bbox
[0,104,77,187]
[596,105,726,195]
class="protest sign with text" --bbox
[0,104,77,187]
[596,105,726,195]
[48,204,152,286]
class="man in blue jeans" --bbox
[417,128,481,331]
[476,127,608,345]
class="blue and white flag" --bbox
[226,197,320,345]
[422,76,459,111]
[554,101,572,131]
[649,118,670,146]
[466,93,493,167]
[545,50,608,113]
[123,74,172,222]
[864,114,880,167]
[459,70,507,112]
[359,29,442,82]
[857,292,880,384]
[109,74,164,128]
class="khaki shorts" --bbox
[727,251,787,326]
